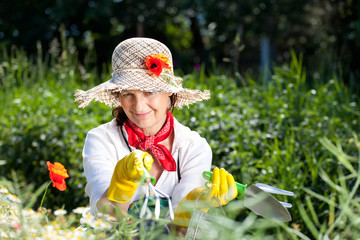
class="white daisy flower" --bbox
[72,206,90,214]
[6,193,21,203]
[54,209,67,216]
[0,186,9,194]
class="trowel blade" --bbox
[244,185,292,222]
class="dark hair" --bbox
[112,93,178,126]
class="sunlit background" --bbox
[1,1,359,239]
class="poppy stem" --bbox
[39,181,52,209]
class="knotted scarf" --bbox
[124,111,176,171]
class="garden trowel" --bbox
[202,171,294,222]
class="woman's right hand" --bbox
[107,150,153,203]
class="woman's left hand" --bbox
[173,167,237,227]
[204,167,238,206]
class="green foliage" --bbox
[298,135,360,239]
[0,43,359,238]
[0,43,112,210]
[172,52,360,236]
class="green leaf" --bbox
[319,137,356,173]
[297,201,320,239]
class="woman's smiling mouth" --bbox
[134,111,152,118]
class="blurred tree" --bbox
[323,0,359,86]
[0,0,358,85]
[191,0,359,85]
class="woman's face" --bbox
[120,90,172,136]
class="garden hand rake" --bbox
[203,171,294,222]
[138,169,174,220]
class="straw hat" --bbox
[74,37,210,108]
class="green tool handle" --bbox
[202,171,247,199]
[141,168,156,185]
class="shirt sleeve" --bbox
[82,126,119,215]
[171,135,212,208]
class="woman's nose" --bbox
[133,94,147,112]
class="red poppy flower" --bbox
[146,54,171,77]
[46,161,69,191]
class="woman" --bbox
[75,38,237,229]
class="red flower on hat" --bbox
[146,54,171,77]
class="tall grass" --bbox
[173,53,360,238]
[0,36,359,238]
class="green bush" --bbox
[0,45,112,210]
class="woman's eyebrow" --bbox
[120,91,132,96]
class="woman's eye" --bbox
[146,91,160,95]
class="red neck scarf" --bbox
[124,111,176,171]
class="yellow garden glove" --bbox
[205,167,238,206]
[173,167,238,227]
[107,150,153,203]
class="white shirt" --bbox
[82,117,212,215]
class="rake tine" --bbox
[140,186,150,218]
[154,187,174,220]
[280,201,292,208]
[148,183,161,219]
[255,183,295,196]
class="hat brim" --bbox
[74,70,210,108]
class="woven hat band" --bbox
[111,68,182,89]
[111,38,174,74]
